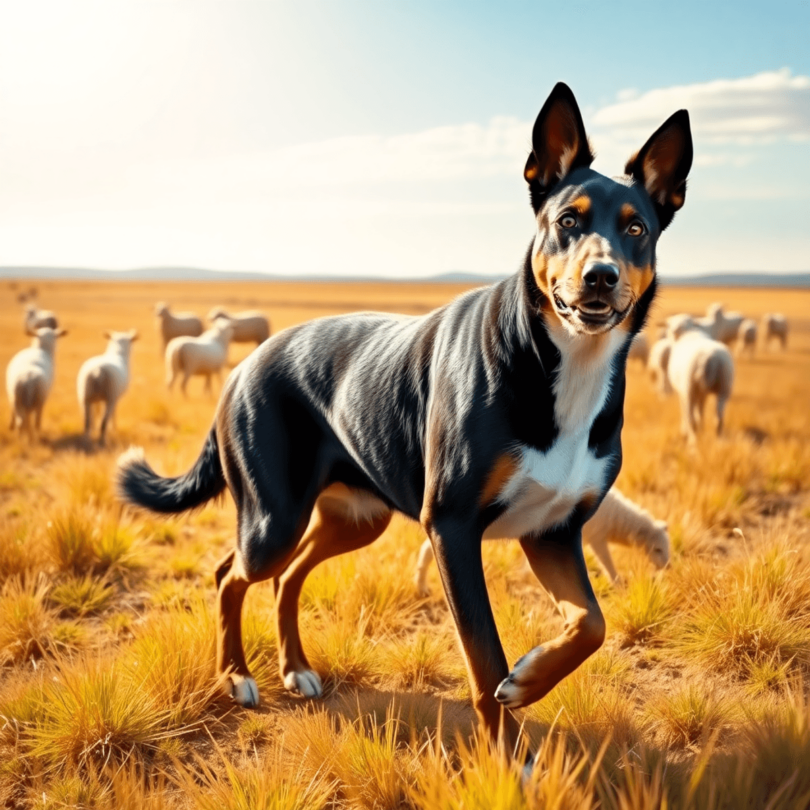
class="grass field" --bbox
[1,278,809,809]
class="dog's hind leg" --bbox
[274,488,391,698]
[495,531,605,710]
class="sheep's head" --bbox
[212,317,234,343]
[642,520,670,570]
[32,326,68,352]
[208,307,228,323]
[104,329,139,354]
[154,302,168,317]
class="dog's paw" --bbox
[230,674,260,708]
[494,652,535,709]
[284,669,323,699]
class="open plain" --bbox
[1,278,809,809]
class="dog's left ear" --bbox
[625,110,693,231]
[525,82,594,212]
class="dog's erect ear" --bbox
[56,328,68,338]
[525,82,594,212]
[625,110,693,231]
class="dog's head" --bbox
[526,83,692,336]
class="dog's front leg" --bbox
[424,515,519,754]
[495,528,605,710]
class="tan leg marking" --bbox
[495,537,605,709]
[275,487,391,697]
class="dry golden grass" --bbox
[0,277,809,807]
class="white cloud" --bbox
[592,68,810,145]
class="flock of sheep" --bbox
[3,295,790,586]
[7,302,270,443]
[633,303,788,445]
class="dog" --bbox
[117,82,692,756]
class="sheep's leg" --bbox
[693,390,706,433]
[715,395,727,436]
[99,401,114,444]
[204,374,212,396]
[180,373,189,397]
[585,535,620,584]
[678,393,693,441]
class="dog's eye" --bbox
[559,213,578,229]
[627,221,646,237]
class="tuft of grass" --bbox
[609,574,671,647]
[28,656,189,771]
[379,629,452,690]
[0,577,58,665]
[0,521,46,583]
[126,600,222,727]
[46,507,98,575]
[646,685,727,748]
[173,742,335,810]
[49,576,114,617]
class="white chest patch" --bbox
[484,326,626,540]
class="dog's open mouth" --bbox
[553,294,617,329]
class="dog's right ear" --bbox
[525,82,594,213]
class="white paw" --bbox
[521,755,536,788]
[230,675,260,708]
[284,669,323,698]
[494,651,535,708]
[494,675,523,708]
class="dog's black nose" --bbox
[583,263,620,289]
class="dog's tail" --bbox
[116,427,226,514]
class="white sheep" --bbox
[207,307,270,346]
[23,304,58,332]
[703,303,744,345]
[154,302,203,353]
[627,332,649,365]
[165,318,234,395]
[667,331,734,444]
[414,488,670,594]
[648,337,673,396]
[77,330,138,443]
[664,313,709,341]
[737,318,757,359]
[762,313,788,349]
[6,326,68,439]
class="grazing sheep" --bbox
[667,331,734,444]
[6,326,68,439]
[154,302,203,353]
[702,303,744,345]
[648,337,673,396]
[77,330,138,443]
[207,307,270,346]
[627,332,649,365]
[664,313,709,341]
[414,488,670,594]
[166,318,234,395]
[23,304,58,332]
[737,318,757,359]
[762,313,788,349]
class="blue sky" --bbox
[1,0,808,277]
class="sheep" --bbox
[414,488,670,595]
[627,332,649,365]
[23,304,58,332]
[207,307,270,346]
[648,337,673,396]
[165,318,234,395]
[77,330,138,444]
[6,326,68,439]
[667,331,734,444]
[664,313,709,342]
[154,302,203,353]
[737,318,757,359]
[702,303,744,345]
[762,313,788,349]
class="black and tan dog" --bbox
[118,82,691,753]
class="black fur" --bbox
[117,428,225,513]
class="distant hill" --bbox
[1,266,808,288]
